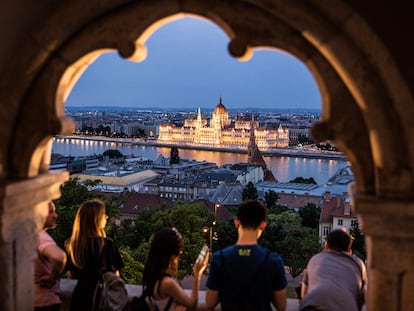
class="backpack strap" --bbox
[145,274,175,311]
[163,297,174,311]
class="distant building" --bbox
[158,97,289,150]
[73,166,158,193]
[319,191,358,245]
[49,154,100,174]
[256,181,323,209]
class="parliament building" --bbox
[158,98,289,150]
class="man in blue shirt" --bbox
[205,199,287,311]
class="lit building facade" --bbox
[158,98,289,150]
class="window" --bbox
[323,226,330,236]
[338,219,343,225]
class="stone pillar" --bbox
[0,171,68,311]
[352,189,414,311]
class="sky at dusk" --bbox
[65,17,321,111]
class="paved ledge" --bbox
[60,279,300,311]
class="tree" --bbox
[350,221,366,260]
[264,190,280,208]
[169,146,180,164]
[118,246,144,285]
[103,149,123,158]
[143,202,213,278]
[51,178,120,249]
[299,203,321,229]
[289,176,317,185]
[263,209,321,277]
[51,178,101,248]
[242,181,258,200]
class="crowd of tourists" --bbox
[34,198,367,311]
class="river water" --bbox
[52,137,349,185]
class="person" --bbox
[141,227,209,311]
[205,199,287,311]
[300,228,368,311]
[34,201,67,311]
[65,198,124,311]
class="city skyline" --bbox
[65,17,322,111]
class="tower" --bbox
[247,115,276,181]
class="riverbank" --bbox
[54,135,347,160]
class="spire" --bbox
[197,107,201,121]
[247,115,276,181]
[247,115,256,161]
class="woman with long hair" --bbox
[65,198,124,311]
[142,228,209,311]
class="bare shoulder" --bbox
[158,276,181,296]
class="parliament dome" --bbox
[213,97,228,114]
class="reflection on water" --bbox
[52,138,348,184]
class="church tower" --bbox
[247,115,276,181]
[247,115,256,162]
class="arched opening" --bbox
[1,1,413,310]
[61,16,328,179]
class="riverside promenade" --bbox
[55,135,346,160]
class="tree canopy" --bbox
[265,190,280,208]
[169,147,180,165]
[242,181,258,200]
[289,176,317,184]
[103,149,123,158]
[52,179,324,284]
[299,203,321,229]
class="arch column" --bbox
[351,184,414,311]
[0,171,68,311]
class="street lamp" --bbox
[202,203,220,253]
[212,203,220,251]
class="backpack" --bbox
[131,293,173,311]
[93,271,129,311]
[131,294,159,311]
[131,276,174,311]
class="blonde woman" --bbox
[65,199,124,311]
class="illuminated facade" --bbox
[158,98,289,150]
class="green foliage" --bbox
[264,190,280,208]
[118,246,144,285]
[51,178,121,249]
[214,220,237,250]
[103,149,123,158]
[289,176,317,184]
[298,203,321,229]
[262,209,321,277]
[350,221,366,260]
[51,178,101,248]
[278,226,321,277]
[267,204,290,215]
[112,202,213,280]
[149,202,212,277]
[55,178,323,283]
[169,147,180,164]
[242,182,258,200]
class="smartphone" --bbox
[196,245,209,264]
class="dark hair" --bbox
[237,200,267,229]
[142,228,184,296]
[326,229,354,251]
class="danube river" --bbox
[52,137,349,185]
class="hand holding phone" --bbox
[196,245,209,264]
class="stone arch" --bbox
[1,1,414,309]
[3,0,412,197]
